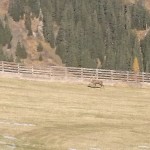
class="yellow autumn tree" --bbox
[132,57,140,73]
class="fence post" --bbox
[127,71,129,82]
[96,69,98,79]
[2,61,4,72]
[18,63,20,74]
[111,70,113,81]
[49,67,52,79]
[65,67,68,80]
[81,68,83,80]
[135,73,138,83]
[142,72,145,83]
[32,66,34,75]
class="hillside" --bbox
[1,0,150,72]
[145,0,150,10]
[0,0,9,16]
[0,0,63,67]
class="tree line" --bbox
[7,0,150,72]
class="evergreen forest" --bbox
[2,0,150,72]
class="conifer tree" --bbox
[8,0,24,22]
[28,0,40,18]
[4,23,12,46]
[15,41,27,59]
[0,44,5,61]
[42,9,55,48]
[37,43,43,52]
[39,54,43,61]
[25,13,33,36]
[0,20,5,45]
[141,31,150,72]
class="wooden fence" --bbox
[0,61,150,83]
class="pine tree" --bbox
[37,42,43,52]
[16,41,27,59]
[0,22,3,45]
[28,0,40,18]
[8,0,24,22]
[4,23,12,45]
[0,44,5,61]
[141,31,150,72]
[8,54,14,62]
[42,9,55,48]
[25,13,33,36]
[39,54,43,61]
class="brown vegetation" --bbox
[0,0,9,16]
[0,77,150,150]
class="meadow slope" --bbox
[0,77,150,150]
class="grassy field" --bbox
[0,77,150,150]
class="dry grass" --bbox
[0,0,9,16]
[0,77,150,150]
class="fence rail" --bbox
[0,61,150,83]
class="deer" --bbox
[90,79,104,88]
[88,77,104,88]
